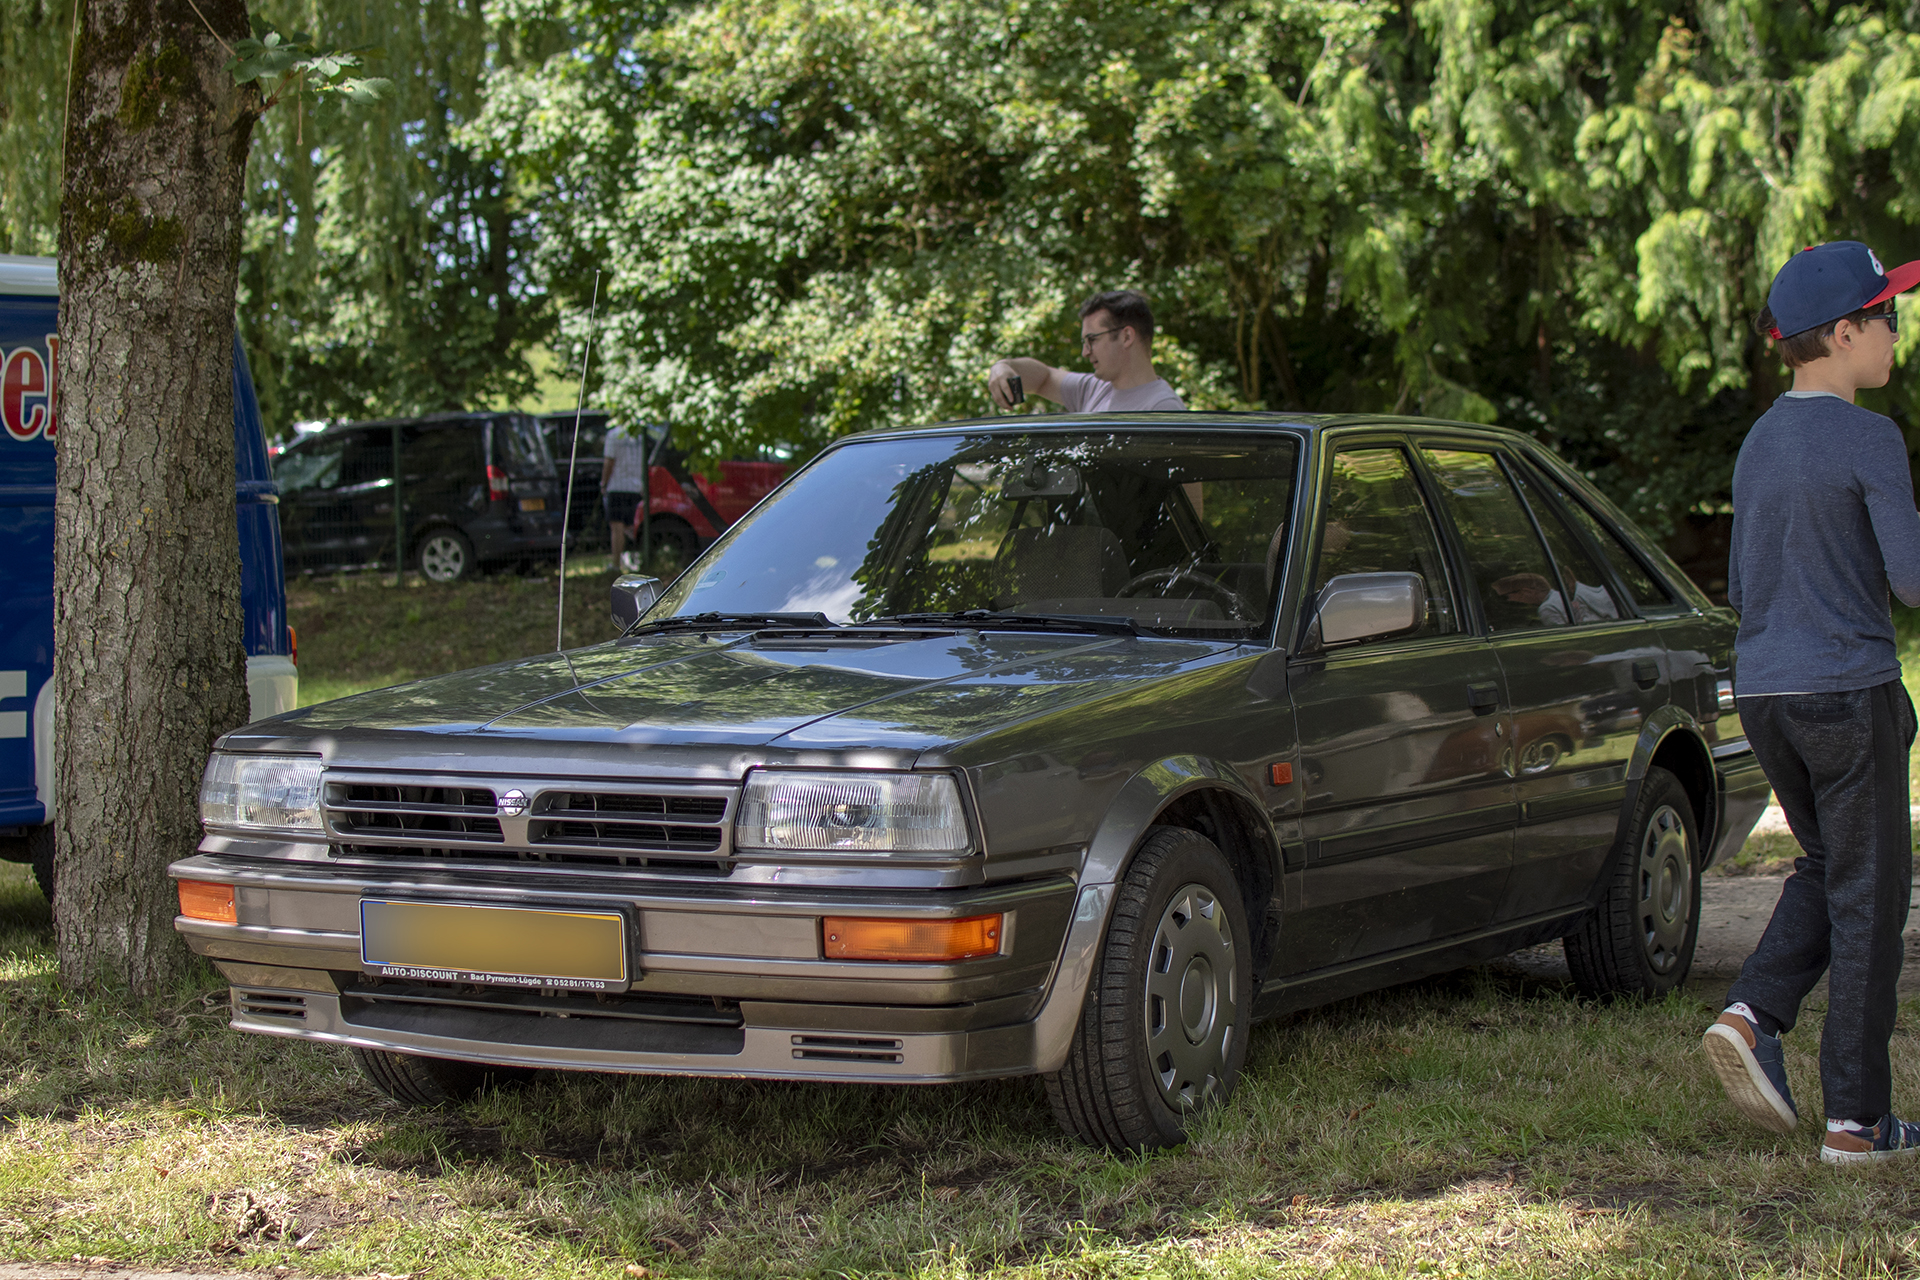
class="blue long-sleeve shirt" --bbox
[1728,393,1920,696]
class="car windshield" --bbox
[647,430,1301,638]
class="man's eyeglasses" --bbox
[1877,303,1900,336]
[1080,326,1125,351]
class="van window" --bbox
[495,416,556,477]
[275,435,347,494]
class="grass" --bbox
[5,571,1916,1276]
[289,552,677,706]
[5,854,1920,1278]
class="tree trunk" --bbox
[53,0,256,992]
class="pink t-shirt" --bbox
[1056,372,1186,413]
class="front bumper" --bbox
[169,852,1089,1083]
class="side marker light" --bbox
[1270,762,1294,786]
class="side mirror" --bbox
[611,574,662,631]
[1308,572,1426,648]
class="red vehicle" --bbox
[634,449,791,559]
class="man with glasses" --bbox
[986,290,1186,413]
[1702,240,1920,1165]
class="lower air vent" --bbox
[234,989,309,1021]
[791,1034,905,1064]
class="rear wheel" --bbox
[1563,765,1701,998]
[642,516,701,566]
[1045,825,1251,1152]
[350,1047,533,1106]
[414,528,476,584]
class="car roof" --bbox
[830,411,1534,447]
[314,411,522,434]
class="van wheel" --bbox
[415,529,475,583]
[28,825,52,903]
[1045,825,1251,1152]
[1563,765,1701,998]
[350,1047,533,1106]
[643,517,701,565]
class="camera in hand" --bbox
[1006,373,1024,406]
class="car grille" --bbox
[323,775,736,875]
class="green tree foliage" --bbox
[8,0,1920,530]
[238,0,548,428]
[0,0,548,429]
[470,0,1920,533]
[0,0,69,254]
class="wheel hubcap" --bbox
[421,535,465,582]
[1144,883,1237,1111]
[1637,803,1693,975]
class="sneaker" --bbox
[1821,1115,1920,1165]
[1702,1009,1798,1134]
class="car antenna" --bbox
[555,270,602,654]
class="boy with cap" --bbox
[1702,240,1920,1164]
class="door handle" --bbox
[1632,660,1660,689]
[1467,682,1499,715]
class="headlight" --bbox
[735,770,969,855]
[200,753,323,834]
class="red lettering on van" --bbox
[42,335,57,440]
[2,347,48,441]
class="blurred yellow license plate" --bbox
[360,900,628,991]
[518,497,546,512]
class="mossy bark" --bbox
[53,0,257,992]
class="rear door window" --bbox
[1310,446,1458,639]
[1509,463,1622,625]
[1530,465,1678,614]
[1420,447,1566,633]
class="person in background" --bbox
[601,421,652,565]
[1701,240,1920,1166]
[986,290,1186,414]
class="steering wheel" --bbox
[1116,566,1251,620]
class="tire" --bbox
[414,528,476,584]
[1045,825,1252,1153]
[1563,765,1701,998]
[350,1046,533,1106]
[28,824,52,904]
[642,516,701,565]
[0,825,55,903]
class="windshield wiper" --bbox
[872,610,1141,637]
[629,611,837,635]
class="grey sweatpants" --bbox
[1727,680,1916,1122]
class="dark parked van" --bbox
[276,412,565,583]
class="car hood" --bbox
[274,630,1238,751]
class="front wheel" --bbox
[1563,765,1701,998]
[1045,825,1252,1152]
[350,1047,533,1106]
[0,824,54,903]
[414,528,476,584]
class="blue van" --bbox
[0,254,296,899]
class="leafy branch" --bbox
[225,19,392,111]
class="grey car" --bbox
[172,415,1769,1151]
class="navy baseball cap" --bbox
[1767,241,1920,338]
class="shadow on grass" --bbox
[7,855,1919,1276]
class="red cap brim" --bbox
[1865,260,1920,308]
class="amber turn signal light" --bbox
[823,914,1003,962]
[177,880,235,924]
